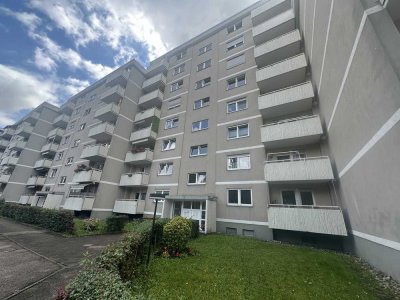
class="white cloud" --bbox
[0,6,41,32]
[33,48,57,71]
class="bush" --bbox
[0,203,74,233]
[122,220,142,233]
[74,218,107,236]
[163,216,191,253]
[106,215,129,232]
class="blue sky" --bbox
[0,0,258,127]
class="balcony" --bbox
[63,196,95,211]
[80,144,109,161]
[138,89,164,109]
[268,204,347,236]
[252,9,295,46]
[256,53,307,94]
[265,156,334,183]
[261,115,323,148]
[119,173,149,187]
[47,128,65,141]
[19,195,36,205]
[0,139,9,149]
[34,159,52,170]
[0,127,15,139]
[60,102,74,115]
[15,122,33,138]
[72,169,102,183]
[25,111,40,124]
[142,73,166,93]
[133,107,161,126]
[53,114,70,128]
[146,58,169,77]
[0,156,19,166]
[130,127,157,146]
[125,149,153,165]
[255,29,301,67]
[251,0,292,26]
[41,143,59,155]
[27,176,46,187]
[0,174,11,183]
[99,85,125,104]
[106,69,130,87]
[113,199,145,214]
[94,103,120,122]
[258,82,314,119]
[8,140,26,150]
[88,122,114,142]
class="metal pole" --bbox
[147,198,158,265]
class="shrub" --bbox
[163,216,191,253]
[83,218,102,232]
[122,220,142,233]
[106,215,129,232]
[0,203,74,233]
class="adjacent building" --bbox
[0,0,399,279]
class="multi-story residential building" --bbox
[0,0,399,279]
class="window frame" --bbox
[83,108,91,116]
[226,53,246,69]
[227,20,243,34]
[187,172,207,185]
[227,154,251,170]
[192,119,209,132]
[173,64,185,76]
[227,189,253,206]
[59,176,67,185]
[170,80,183,92]
[226,36,244,51]
[65,157,73,166]
[158,162,173,176]
[226,74,246,90]
[227,123,249,140]
[176,50,186,60]
[198,43,212,55]
[193,97,210,110]
[49,168,57,178]
[72,139,80,148]
[167,97,181,110]
[195,77,211,89]
[162,138,176,151]
[197,59,211,72]
[55,151,64,161]
[164,117,179,130]
[190,144,208,157]
[227,98,247,113]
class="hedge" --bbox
[0,202,74,233]
[106,215,129,232]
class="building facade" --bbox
[0,0,399,279]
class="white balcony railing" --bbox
[94,103,120,122]
[47,128,65,138]
[268,204,347,236]
[33,159,52,169]
[251,0,292,26]
[72,169,102,183]
[113,199,145,214]
[41,143,59,154]
[130,127,157,144]
[53,114,70,127]
[142,73,166,92]
[88,122,114,142]
[134,107,161,124]
[99,85,125,104]
[125,149,153,165]
[0,174,11,183]
[8,140,26,150]
[27,176,46,186]
[63,196,95,211]
[119,173,149,186]
[0,156,19,166]
[138,90,164,109]
[80,144,109,160]
[15,122,33,137]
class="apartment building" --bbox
[0,0,399,279]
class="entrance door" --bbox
[173,200,206,232]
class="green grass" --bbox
[140,234,394,300]
[72,218,107,236]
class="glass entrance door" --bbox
[173,200,206,232]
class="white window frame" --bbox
[158,162,173,176]
[226,54,245,69]
[192,119,208,132]
[227,154,251,170]
[227,189,253,206]
[165,118,179,129]
[195,77,211,89]
[65,157,73,166]
[227,20,243,34]
[49,168,57,178]
[199,43,212,55]
[162,138,176,151]
[170,80,183,92]
[227,98,247,113]
[187,172,207,185]
[227,123,249,140]
[167,97,181,110]
[62,136,70,145]
[176,50,186,60]
[72,139,80,148]
[153,190,169,203]
[173,64,185,76]
[226,36,244,51]
[280,189,315,206]
[59,176,67,185]
[79,123,86,131]
[55,151,64,161]
[197,59,211,72]
[226,74,246,90]
[190,144,208,157]
[193,97,210,110]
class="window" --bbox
[282,191,296,205]
[154,190,169,202]
[44,186,51,192]
[226,227,237,235]
[62,136,70,145]
[65,157,73,165]
[158,162,173,175]
[188,172,207,184]
[227,54,245,69]
[195,77,211,89]
[227,154,250,170]
[227,124,249,139]
[83,108,91,116]
[227,98,247,113]
[198,43,212,55]
[68,121,76,130]
[170,80,183,92]
[168,97,181,110]
[190,144,208,157]
[79,123,86,131]
[55,151,64,161]
[194,97,210,110]
[192,119,208,132]
[72,139,80,148]
[173,64,185,75]
[197,59,211,71]
[176,50,186,60]
[227,74,246,90]
[227,36,244,51]
[281,190,314,205]
[227,189,252,206]
[49,168,57,178]
[165,118,179,129]
[162,138,176,151]
[243,229,255,237]
[59,176,67,184]
[227,20,242,34]
[300,191,314,205]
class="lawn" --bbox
[141,234,393,300]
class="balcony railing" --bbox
[142,73,166,93]
[258,81,314,119]
[0,174,11,183]
[53,114,70,128]
[15,122,33,137]
[47,128,65,139]
[130,126,157,145]
[99,85,125,104]
[268,204,347,236]
[125,148,153,165]
[265,155,334,183]
[119,172,149,187]
[41,143,59,154]
[113,199,145,214]
[0,127,15,139]
[8,140,26,150]
[261,115,323,148]
[0,156,19,166]
[72,169,102,183]
[94,103,120,122]
[146,58,169,77]
[0,139,8,149]
[63,196,95,211]
[88,122,115,142]
[251,0,292,26]
[33,159,52,170]
[27,176,46,187]
[19,195,35,205]
[60,102,74,115]
[138,89,164,109]
[106,69,130,87]
[134,107,161,126]
[80,144,109,161]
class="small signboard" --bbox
[149,193,166,200]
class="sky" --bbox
[0,0,259,127]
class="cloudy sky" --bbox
[0,0,258,127]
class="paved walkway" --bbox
[0,218,122,300]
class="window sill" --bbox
[227,204,253,207]
[187,183,206,186]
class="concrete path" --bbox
[0,217,122,300]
